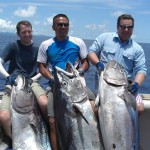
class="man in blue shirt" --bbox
[88,14,147,115]
[37,14,95,150]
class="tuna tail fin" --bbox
[73,103,89,125]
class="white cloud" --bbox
[0,19,15,29]
[98,24,108,32]
[34,20,41,25]
[43,15,55,26]
[85,23,108,32]
[85,24,97,30]
[46,17,53,25]
[14,5,37,17]
[111,11,126,17]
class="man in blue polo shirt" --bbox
[37,14,95,150]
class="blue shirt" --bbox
[47,37,80,71]
[37,36,87,73]
[88,32,147,79]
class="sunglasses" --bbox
[55,23,69,27]
[119,25,133,30]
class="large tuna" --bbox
[95,60,139,150]
[53,62,103,150]
[11,75,51,150]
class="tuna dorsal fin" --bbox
[73,103,89,124]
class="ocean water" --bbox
[0,32,150,94]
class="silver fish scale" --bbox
[11,75,52,150]
[54,62,104,150]
[96,60,138,150]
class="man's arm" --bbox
[128,72,146,95]
[80,58,89,72]
[88,52,104,73]
[134,73,145,86]
[0,58,9,77]
[38,63,53,79]
[88,52,99,66]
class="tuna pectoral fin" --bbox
[73,103,89,125]
[119,90,136,110]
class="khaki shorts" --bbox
[47,86,95,117]
[0,81,46,112]
[31,81,46,99]
[0,87,11,112]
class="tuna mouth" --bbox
[15,75,26,90]
[55,66,75,77]
[55,62,77,78]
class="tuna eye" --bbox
[61,81,67,87]
[27,89,32,94]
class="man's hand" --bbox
[128,81,139,94]
[6,76,17,86]
[96,61,104,73]
[78,68,85,76]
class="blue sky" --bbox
[0,0,150,43]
